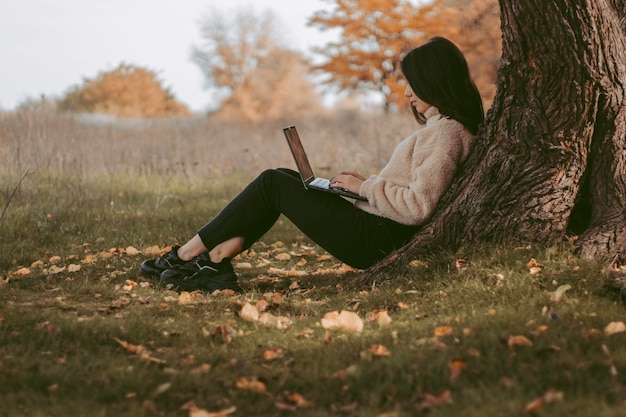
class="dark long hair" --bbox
[401,37,484,134]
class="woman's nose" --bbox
[404,85,412,97]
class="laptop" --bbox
[283,125,367,201]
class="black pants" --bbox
[197,168,418,269]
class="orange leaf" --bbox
[321,311,363,333]
[263,347,284,360]
[434,326,453,337]
[368,344,391,357]
[236,377,266,393]
[13,267,31,276]
[508,335,533,348]
[366,309,392,326]
[604,321,626,336]
[448,358,467,383]
[420,390,452,410]
[275,391,312,410]
[240,302,259,322]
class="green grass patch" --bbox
[1,170,625,417]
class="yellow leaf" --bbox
[604,321,626,336]
[321,310,363,333]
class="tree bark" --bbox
[352,0,626,287]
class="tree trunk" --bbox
[352,0,626,287]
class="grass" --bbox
[1,169,625,417]
[1,111,625,416]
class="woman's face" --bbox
[404,84,431,114]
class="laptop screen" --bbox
[283,126,315,183]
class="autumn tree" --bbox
[354,0,626,287]
[444,0,502,109]
[309,0,461,112]
[58,63,190,118]
[191,8,324,121]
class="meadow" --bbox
[1,106,625,417]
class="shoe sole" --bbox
[160,272,242,293]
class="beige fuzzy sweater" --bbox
[356,107,475,225]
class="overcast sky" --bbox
[0,0,335,112]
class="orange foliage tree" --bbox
[58,63,190,118]
[308,0,500,111]
[308,0,455,112]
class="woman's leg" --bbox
[196,168,417,269]
[177,235,244,263]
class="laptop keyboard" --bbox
[310,177,330,189]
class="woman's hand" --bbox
[329,171,366,194]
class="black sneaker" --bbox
[140,245,187,279]
[160,254,242,293]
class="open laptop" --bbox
[283,125,367,201]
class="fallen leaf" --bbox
[275,391,312,410]
[434,326,453,337]
[368,344,391,357]
[12,267,31,276]
[366,309,392,326]
[181,402,236,417]
[263,347,284,360]
[236,377,266,393]
[274,252,291,261]
[113,337,165,364]
[448,358,467,383]
[214,324,237,344]
[551,284,572,301]
[508,335,533,348]
[125,246,140,256]
[524,389,564,413]
[240,302,259,322]
[419,390,452,410]
[527,258,544,270]
[49,256,62,264]
[321,311,364,333]
[455,259,468,271]
[178,292,193,304]
[604,321,626,336]
[256,298,269,313]
[316,254,333,262]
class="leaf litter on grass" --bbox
[3,235,626,416]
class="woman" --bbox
[140,36,484,292]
